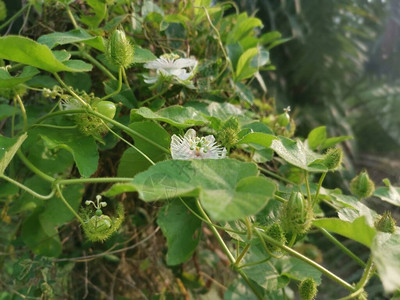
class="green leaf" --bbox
[374,183,400,207]
[131,106,208,128]
[235,47,258,81]
[79,0,107,28]
[185,101,244,122]
[157,199,201,265]
[321,136,352,150]
[35,128,99,178]
[103,183,137,197]
[0,133,27,175]
[37,29,105,52]
[131,159,276,221]
[132,45,157,63]
[307,126,326,150]
[21,211,61,257]
[40,184,84,226]
[241,243,321,290]
[238,132,276,148]
[371,233,400,293]
[0,36,93,73]
[270,137,327,172]
[235,82,254,104]
[0,104,18,120]
[0,66,40,88]
[225,278,271,300]
[104,80,137,108]
[313,216,376,247]
[118,121,170,177]
[226,13,263,44]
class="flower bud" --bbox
[299,278,318,300]
[93,101,116,119]
[281,192,314,234]
[277,106,291,127]
[323,147,343,170]
[217,117,240,149]
[106,30,134,69]
[264,223,286,252]
[85,200,91,206]
[0,0,7,22]
[375,211,396,234]
[350,170,375,199]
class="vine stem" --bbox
[79,51,117,80]
[56,184,84,223]
[319,228,366,268]
[256,228,356,292]
[53,73,88,107]
[195,199,264,300]
[0,4,30,31]
[305,171,312,205]
[32,109,170,154]
[121,68,131,89]
[56,177,133,185]
[139,85,170,105]
[17,150,55,182]
[314,171,327,206]
[258,166,295,185]
[100,67,122,101]
[178,198,246,235]
[0,174,54,200]
[65,4,79,29]
[15,95,28,131]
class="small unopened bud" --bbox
[375,211,396,234]
[281,192,313,234]
[299,278,318,300]
[264,223,286,252]
[0,0,7,22]
[277,106,291,127]
[106,30,134,69]
[101,202,107,207]
[350,170,375,199]
[217,117,240,149]
[323,148,343,170]
[85,200,91,206]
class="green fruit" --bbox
[95,101,116,119]
[106,30,134,68]
[350,170,375,199]
[299,278,318,300]
[277,112,290,127]
[95,209,103,216]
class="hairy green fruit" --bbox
[265,223,286,252]
[323,147,343,170]
[350,170,375,199]
[299,278,318,300]
[106,30,134,69]
[281,192,314,235]
[217,116,240,149]
[94,101,116,119]
[375,211,396,233]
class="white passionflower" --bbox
[171,129,227,160]
[143,53,198,84]
[62,96,83,111]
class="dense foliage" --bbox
[0,0,399,299]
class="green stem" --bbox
[235,244,250,265]
[65,4,79,29]
[258,166,295,185]
[17,150,54,182]
[257,228,356,292]
[121,68,131,89]
[88,110,170,154]
[305,171,312,205]
[178,198,246,235]
[80,52,116,80]
[56,185,84,223]
[195,199,263,300]
[314,172,327,205]
[288,233,297,247]
[339,257,374,300]
[30,124,77,130]
[56,177,133,186]
[15,95,28,131]
[238,257,271,269]
[139,85,170,105]
[254,229,283,259]
[274,194,287,203]
[0,174,54,200]
[319,228,366,268]
[100,67,122,101]
[32,109,170,154]
[105,123,155,165]
[0,4,30,31]
[53,73,88,107]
